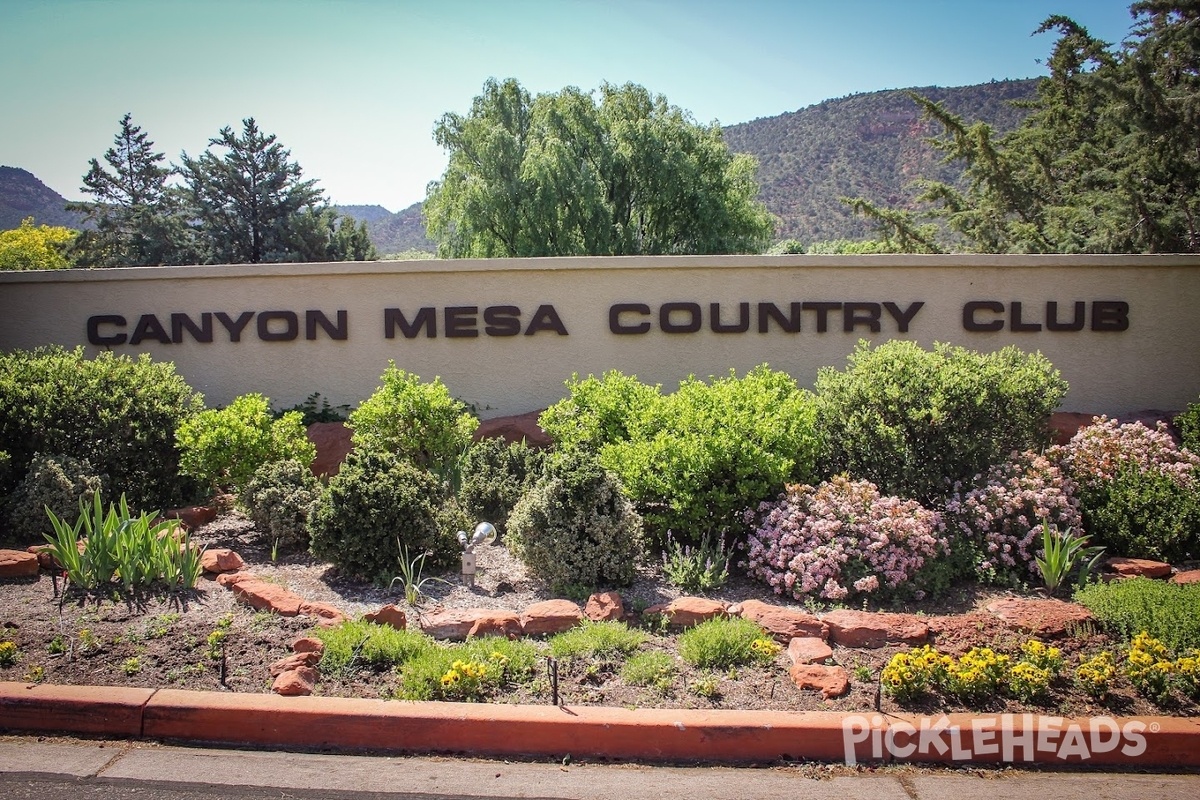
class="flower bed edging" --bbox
[3,681,1198,768]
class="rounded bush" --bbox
[457,438,546,536]
[240,459,325,553]
[746,475,948,604]
[539,370,662,453]
[308,450,455,582]
[4,453,102,544]
[1177,400,1200,454]
[940,450,1083,585]
[814,340,1067,504]
[506,455,644,592]
[347,363,477,476]
[0,346,203,510]
[1055,417,1200,562]
[176,393,315,495]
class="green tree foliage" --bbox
[67,113,196,266]
[287,206,378,262]
[178,118,326,263]
[851,2,1200,253]
[0,217,76,270]
[425,78,774,257]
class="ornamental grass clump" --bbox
[745,475,947,603]
[677,616,778,670]
[398,637,537,702]
[1054,417,1200,562]
[548,621,648,660]
[939,450,1082,586]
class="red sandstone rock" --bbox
[823,610,929,649]
[272,666,318,696]
[270,651,320,676]
[300,601,346,626]
[215,571,251,588]
[307,422,353,478]
[520,599,584,635]
[27,542,85,570]
[364,604,408,629]
[789,663,850,699]
[0,549,39,578]
[291,637,325,656]
[787,637,834,665]
[584,591,625,622]
[659,597,726,628]
[984,598,1094,637]
[165,505,217,531]
[1171,569,1200,585]
[200,548,245,574]
[472,410,552,448]
[228,576,303,616]
[467,611,523,639]
[1105,557,1172,579]
[421,608,498,640]
[732,599,827,642]
[1049,412,1099,446]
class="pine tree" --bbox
[179,118,324,264]
[67,113,195,266]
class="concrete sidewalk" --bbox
[3,736,1200,800]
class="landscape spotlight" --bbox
[457,522,496,587]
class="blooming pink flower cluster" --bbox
[1052,416,1199,491]
[939,450,1081,582]
[745,475,946,603]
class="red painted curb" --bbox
[142,688,865,763]
[0,682,153,737]
[3,682,1199,767]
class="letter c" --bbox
[609,303,651,334]
[87,314,127,345]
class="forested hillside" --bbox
[723,79,1037,245]
[336,202,432,255]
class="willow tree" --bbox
[424,79,774,257]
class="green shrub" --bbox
[176,393,315,495]
[678,616,779,670]
[539,370,662,453]
[0,450,10,493]
[814,340,1067,503]
[348,363,477,477]
[4,453,101,544]
[1076,466,1200,562]
[308,450,455,582]
[548,621,648,659]
[603,366,819,543]
[276,392,352,425]
[1056,417,1200,562]
[541,366,819,545]
[1177,400,1200,454]
[506,455,644,591]
[240,459,324,553]
[313,619,435,675]
[457,438,546,536]
[0,346,203,509]
[1074,578,1200,652]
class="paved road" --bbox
[2,735,1198,799]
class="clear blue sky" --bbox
[0,0,1138,212]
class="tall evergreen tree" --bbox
[67,113,195,266]
[849,1,1200,254]
[179,118,324,264]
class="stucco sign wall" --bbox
[1,254,1197,417]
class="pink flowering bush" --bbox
[1053,417,1200,562]
[1053,416,1198,492]
[745,476,948,604]
[939,450,1082,585]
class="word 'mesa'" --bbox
[85,299,1130,346]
